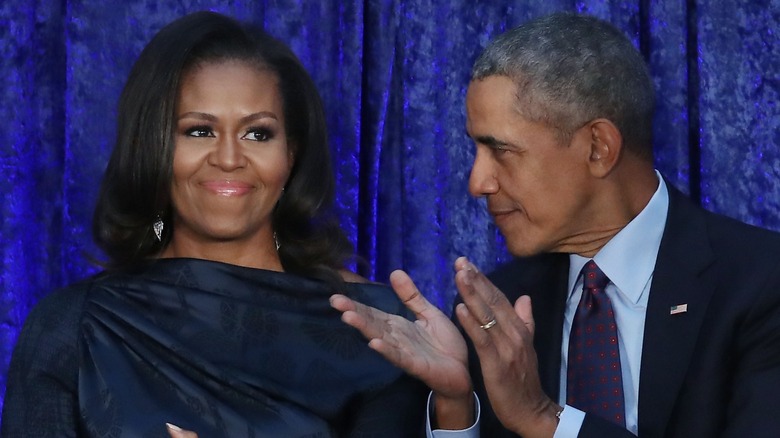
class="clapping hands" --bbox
[331,257,560,436]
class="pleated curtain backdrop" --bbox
[1,0,779,417]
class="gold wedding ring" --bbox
[480,318,497,330]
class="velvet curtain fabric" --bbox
[1,0,779,417]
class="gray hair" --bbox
[472,12,655,159]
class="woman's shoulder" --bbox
[2,276,106,433]
[30,275,100,315]
[16,274,105,349]
[336,271,414,320]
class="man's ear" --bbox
[586,118,623,178]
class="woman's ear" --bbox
[586,118,623,178]
[287,143,296,171]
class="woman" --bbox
[1,11,424,437]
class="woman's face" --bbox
[167,60,292,260]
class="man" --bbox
[330,12,780,438]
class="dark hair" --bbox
[472,12,655,160]
[93,11,353,283]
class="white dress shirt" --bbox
[556,173,667,437]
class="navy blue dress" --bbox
[2,258,425,437]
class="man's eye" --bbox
[243,128,272,142]
[185,126,214,137]
[492,145,510,155]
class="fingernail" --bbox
[166,423,182,431]
[462,269,472,285]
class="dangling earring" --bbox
[153,216,164,242]
[273,187,285,251]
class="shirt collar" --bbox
[568,171,669,304]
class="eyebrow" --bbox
[177,111,279,124]
[472,134,511,149]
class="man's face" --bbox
[465,75,596,256]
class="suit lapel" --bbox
[637,188,717,436]
[528,254,570,401]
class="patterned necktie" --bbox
[566,260,626,427]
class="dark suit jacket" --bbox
[471,186,780,437]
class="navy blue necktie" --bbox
[566,260,626,427]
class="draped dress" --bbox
[2,258,425,437]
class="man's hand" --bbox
[330,269,474,429]
[453,257,560,438]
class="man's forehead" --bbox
[466,77,523,124]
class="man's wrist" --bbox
[433,392,475,430]
[513,400,562,438]
[542,401,564,431]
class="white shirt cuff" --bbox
[552,405,585,438]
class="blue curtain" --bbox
[2,0,779,417]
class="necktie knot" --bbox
[582,260,609,291]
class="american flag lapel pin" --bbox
[670,304,688,315]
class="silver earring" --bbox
[153,216,164,242]
[273,232,280,251]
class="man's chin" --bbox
[504,240,545,258]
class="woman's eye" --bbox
[184,126,214,137]
[242,128,272,142]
